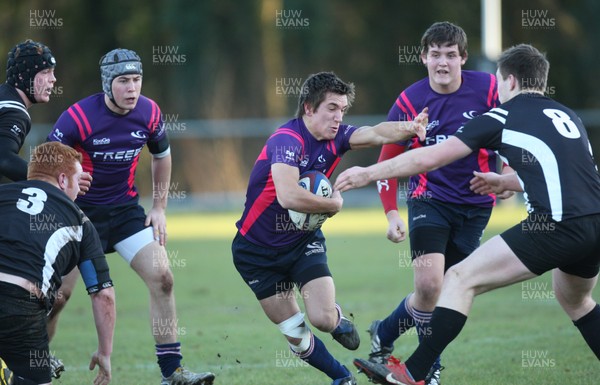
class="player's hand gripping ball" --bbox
[288,170,333,231]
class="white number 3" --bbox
[16,187,48,215]
[543,108,580,139]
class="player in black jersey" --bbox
[0,40,56,182]
[336,44,600,383]
[0,142,115,385]
[0,40,92,200]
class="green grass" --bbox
[51,210,599,384]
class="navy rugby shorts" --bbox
[232,230,331,300]
[407,199,492,270]
[78,197,149,254]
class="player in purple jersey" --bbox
[0,142,115,385]
[232,71,428,385]
[336,44,600,384]
[361,22,513,385]
[46,49,214,385]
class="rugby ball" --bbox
[288,170,333,231]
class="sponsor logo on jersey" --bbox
[10,124,22,136]
[52,128,64,141]
[462,110,478,119]
[92,146,143,161]
[425,135,450,146]
[305,241,325,256]
[412,214,426,221]
[248,279,260,285]
[317,154,326,163]
[425,120,440,131]
[131,130,147,139]
[92,137,111,145]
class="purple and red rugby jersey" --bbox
[391,70,499,206]
[48,93,166,205]
[236,118,357,248]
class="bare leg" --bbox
[130,241,177,344]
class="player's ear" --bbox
[508,74,518,91]
[460,51,468,65]
[57,172,68,190]
[304,102,313,116]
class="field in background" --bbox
[50,207,599,384]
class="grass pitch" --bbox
[51,207,599,384]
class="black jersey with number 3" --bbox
[0,180,112,297]
[456,93,600,221]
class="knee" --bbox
[307,308,338,332]
[146,266,174,296]
[140,248,175,295]
[414,275,444,305]
[157,269,174,295]
[553,282,589,311]
[278,312,312,354]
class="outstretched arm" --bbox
[470,169,523,196]
[349,108,428,149]
[334,136,473,192]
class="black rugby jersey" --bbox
[456,93,600,221]
[0,83,31,181]
[0,180,112,298]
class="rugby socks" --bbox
[156,342,183,377]
[414,309,442,372]
[295,333,350,380]
[405,307,467,381]
[378,294,415,347]
[573,303,600,359]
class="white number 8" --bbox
[16,187,48,215]
[543,108,580,139]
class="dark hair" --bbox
[296,72,355,118]
[497,44,549,91]
[420,21,468,57]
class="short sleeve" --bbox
[48,108,81,146]
[266,129,304,167]
[0,107,30,149]
[455,113,504,151]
